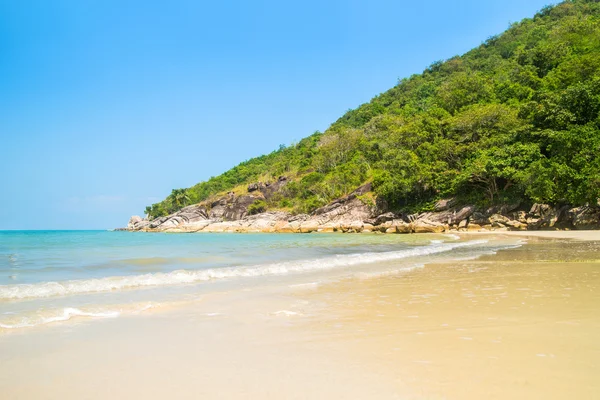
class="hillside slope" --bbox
[144,0,600,222]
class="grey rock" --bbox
[570,207,600,230]
[434,198,457,212]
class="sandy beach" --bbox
[460,229,600,241]
[1,232,599,399]
[297,234,600,399]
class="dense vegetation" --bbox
[146,0,600,219]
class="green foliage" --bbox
[146,0,600,219]
[247,200,267,215]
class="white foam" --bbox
[0,240,488,301]
[273,310,301,316]
[444,234,461,240]
[0,308,119,329]
[0,302,158,330]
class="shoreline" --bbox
[459,229,600,241]
[295,236,600,399]
[1,233,599,399]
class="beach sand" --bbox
[0,234,599,399]
[297,235,600,399]
[460,229,600,241]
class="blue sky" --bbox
[0,0,553,229]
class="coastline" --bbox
[459,230,600,241]
[1,233,599,399]
[294,235,600,399]
[126,187,600,235]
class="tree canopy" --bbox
[147,0,600,219]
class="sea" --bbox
[0,230,520,332]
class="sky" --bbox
[0,0,554,230]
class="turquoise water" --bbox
[0,230,516,331]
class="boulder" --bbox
[489,214,512,228]
[247,182,265,192]
[529,203,552,218]
[392,219,412,233]
[570,207,600,230]
[419,205,475,226]
[367,212,397,226]
[127,215,151,231]
[175,205,209,223]
[299,221,319,233]
[467,223,483,231]
[470,212,490,226]
[434,198,457,212]
[128,215,143,227]
[223,195,262,221]
[349,220,364,232]
[317,222,339,233]
[412,219,447,233]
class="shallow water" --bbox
[0,232,598,399]
[299,237,600,399]
[0,231,517,331]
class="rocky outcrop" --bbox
[125,187,600,234]
[128,215,150,230]
[570,206,600,230]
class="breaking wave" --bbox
[0,302,157,330]
[0,240,488,301]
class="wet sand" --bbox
[1,235,599,399]
[297,236,600,399]
[460,230,600,241]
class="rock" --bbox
[526,217,542,229]
[278,221,301,233]
[570,207,600,230]
[367,212,397,226]
[317,222,338,233]
[362,223,374,232]
[223,195,262,221]
[515,211,528,224]
[412,219,447,233]
[127,215,151,231]
[434,198,457,212]
[299,221,319,233]
[129,178,600,235]
[149,216,169,229]
[486,203,520,216]
[247,182,265,192]
[175,205,209,223]
[349,221,364,232]
[289,214,310,223]
[467,223,483,231]
[419,205,475,226]
[128,215,143,227]
[504,220,527,230]
[392,219,412,233]
[526,205,569,230]
[489,214,512,228]
[529,203,552,218]
[308,187,374,230]
[470,212,490,226]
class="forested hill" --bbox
[145,0,600,220]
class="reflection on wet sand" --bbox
[299,237,600,399]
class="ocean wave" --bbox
[0,240,488,301]
[0,303,156,330]
[0,308,119,329]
